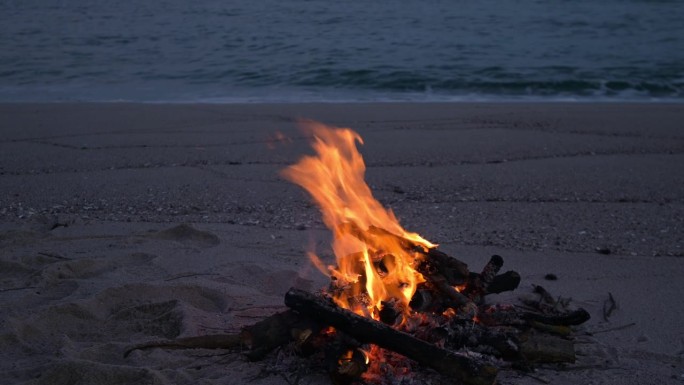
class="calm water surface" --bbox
[1,0,683,102]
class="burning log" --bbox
[408,288,433,312]
[426,272,472,309]
[415,244,470,286]
[285,288,499,385]
[340,222,470,286]
[329,346,369,385]
[124,263,589,382]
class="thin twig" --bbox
[229,304,285,311]
[164,273,219,281]
[38,252,70,260]
[590,322,636,335]
[555,364,623,371]
[602,292,617,321]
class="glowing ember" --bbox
[282,121,434,318]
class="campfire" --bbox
[126,121,591,385]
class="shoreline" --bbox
[3,98,684,105]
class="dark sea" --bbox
[1,0,683,102]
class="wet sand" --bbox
[1,102,683,384]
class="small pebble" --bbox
[544,273,558,281]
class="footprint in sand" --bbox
[111,299,184,339]
[0,252,161,305]
[223,263,314,295]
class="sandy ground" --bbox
[1,102,683,384]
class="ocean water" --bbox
[1,0,683,102]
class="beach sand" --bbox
[1,102,682,384]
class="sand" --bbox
[0,102,683,384]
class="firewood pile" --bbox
[125,230,589,385]
[125,122,591,384]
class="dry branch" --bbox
[124,309,317,360]
[124,334,242,358]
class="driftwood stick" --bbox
[523,308,591,326]
[519,333,576,363]
[285,288,498,385]
[124,334,242,358]
[124,309,317,360]
[240,309,319,360]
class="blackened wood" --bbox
[464,255,504,301]
[428,273,472,308]
[240,309,319,360]
[339,223,470,285]
[409,288,434,311]
[481,255,504,286]
[448,322,521,361]
[329,346,369,385]
[285,288,498,385]
[418,247,470,286]
[522,308,591,326]
[486,271,521,294]
[378,300,402,325]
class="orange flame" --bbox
[282,121,434,318]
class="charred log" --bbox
[427,273,471,307]
[285,288,498,385]
[240,309,320,360]
[378,300,402,325]
[523,308,591,326]
[486,271,521,294]
[464,255,504,302]
[417,247,470,286]
[339,222,470,285]
[327,344,369,385]
[409,287,434,312]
